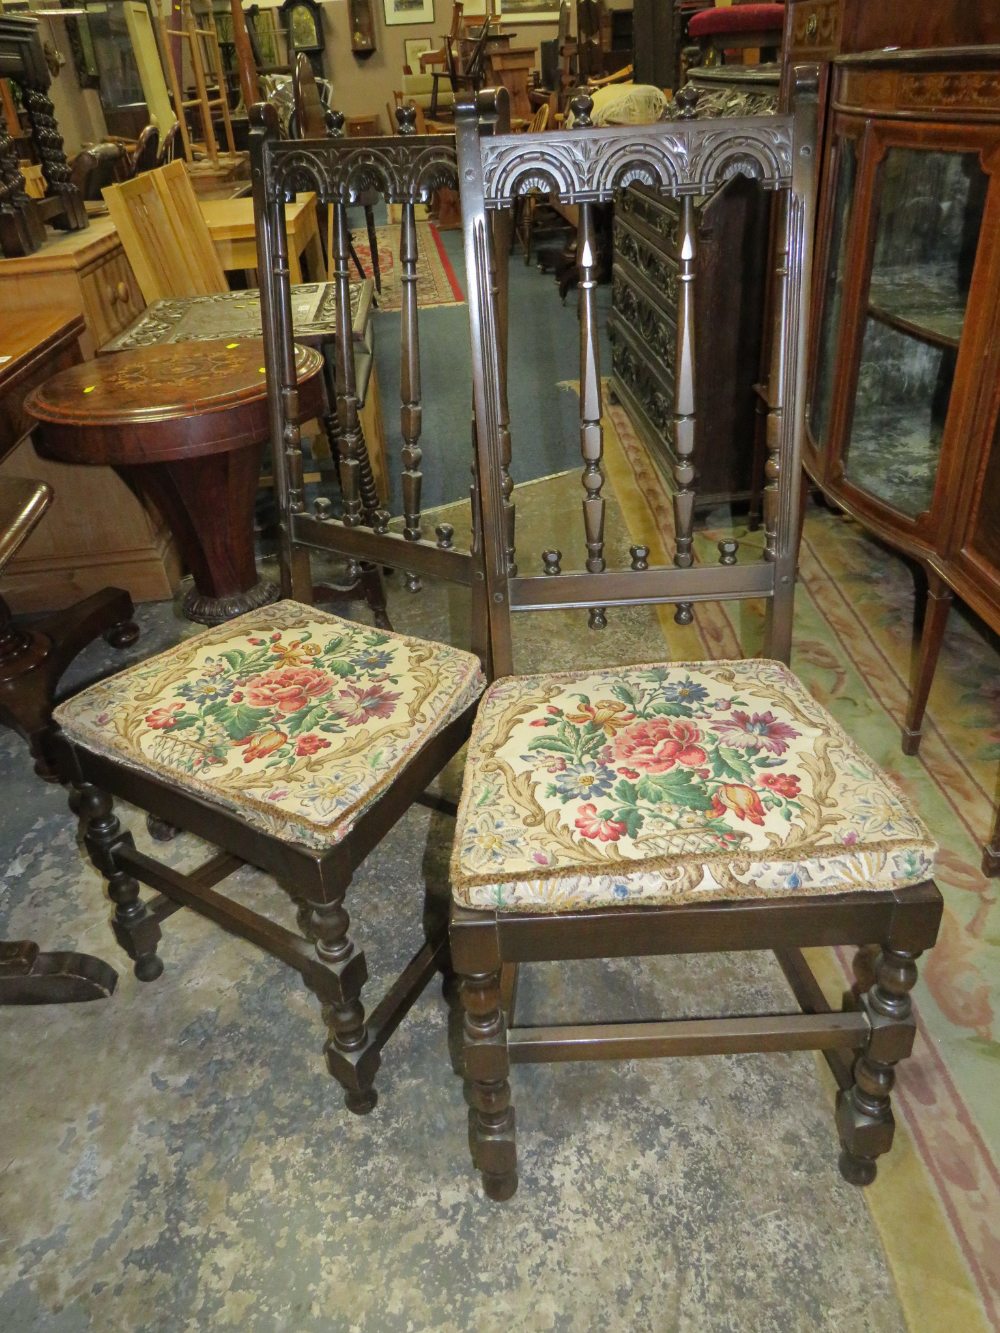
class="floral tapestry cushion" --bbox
[451,659,936,913]
[55,601,484,850]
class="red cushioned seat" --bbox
[688,4,784,37]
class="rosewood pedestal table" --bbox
[26,338,325,626]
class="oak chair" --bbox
[450,87,943,1199]
[49,102,503,1115]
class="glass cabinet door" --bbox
[842,147,988,518]
[808,136,858,453]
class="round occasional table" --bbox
[26,338,324,625]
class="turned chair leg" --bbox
[836,945,921,1185]
[301,892,379,1114]
[460,966,518,1200]
[76,784,164,982]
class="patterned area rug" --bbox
[354,221,464,312]
[602,395,1000,1332]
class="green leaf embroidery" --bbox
[636,770,714,811]
[281,702,334,738]
[714,745,755,783]
[204,701,271,741]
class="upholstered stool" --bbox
[688,3,785,67]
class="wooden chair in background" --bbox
[103,160,228,302]
[449,87,942,1200]
[512,102,552,264]
[48,106,496,1115]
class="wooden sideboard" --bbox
[0,227,179,610]
[0,217,145,357]
[608,78,776,513]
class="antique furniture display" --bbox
[0,313,129,1004]
[101,279,389,503]
[484,45,537,123]
[0,14,87,258]
[803,45,1000,876]
[281,0,325,78]
[609,82,775,513]
[0,231,179,610]
[450,86,941,1201]
[101,152,390,557]
[199,191,324,283]
[103,160,325,296]
[47,108,497,1116]
[26,338,325,626]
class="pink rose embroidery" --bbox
[612,718,707,774]
[244,666,333,715]
[575,803,627,843]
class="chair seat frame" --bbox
[451,84,944,1198]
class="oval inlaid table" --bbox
[26,338,324,625]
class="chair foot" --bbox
[104,619,140,649]
[134,953,165,982]
[838,1147,877,1187]
[460,967,518,1199]
[146,814,178,842]
[345,1086,378,1115]
[483,1165,519,1201]
[901,727,922,757]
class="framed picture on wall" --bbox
[499,1,562,20]
[382,0,435,26]
[404,37,433,71]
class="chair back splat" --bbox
[249,100,495,661]
[457,84,815,675]
[449,82,943,1202]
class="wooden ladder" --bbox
[157,0,236,165]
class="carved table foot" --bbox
[0,939,117,1004]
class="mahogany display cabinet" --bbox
[803,45,1000,875]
